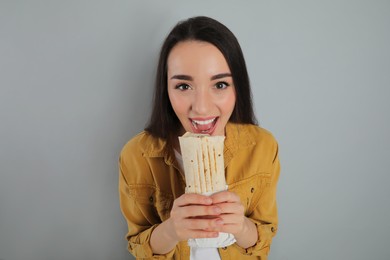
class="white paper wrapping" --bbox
[188,232,236,248]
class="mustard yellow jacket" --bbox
[119,123,280,259]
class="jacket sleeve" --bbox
[118,144,175,259]
[234,141,280,258]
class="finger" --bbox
[184,217,224,231]
[218,223,241,234]
[181,205,222,218]
[174,193,212,207]
[185,230,220,239]
[210,191,240,204]
[215,202,245,215]
[218,213,244,225]
[204,226,221,231]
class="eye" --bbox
[175,83,191,90]
[215,81,229,89]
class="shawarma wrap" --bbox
[178,132,226,194]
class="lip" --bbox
[190,116,218,121]
[189,117,218,135]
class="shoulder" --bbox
[119,131,150,171]
[119,131,166,185]
[120,131,150,156]
[225,123,280,184]
[245,124,278,147]
[242,123,275,137]
[233,124,279,163]
[227,123,278,149]
[119,131,163,171]
[244,125,278,161]
[120,131,166,158]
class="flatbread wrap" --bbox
[178,132,226,194]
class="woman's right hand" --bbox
[150,193,223,255]
[166,193,224,242]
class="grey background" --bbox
[1,1,389,260]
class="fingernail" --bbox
[213,207,221,214]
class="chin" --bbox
[211,128,224,136]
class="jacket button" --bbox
[149,196,153,202]
[271,227,275,232]
[251,187,255,193]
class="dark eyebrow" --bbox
[210,73,232,80]
[170,73,232,81]
[170,74,193,80]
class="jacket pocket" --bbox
[228,172,271,216]
[128,184,173,224]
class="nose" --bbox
[191,88,211,115]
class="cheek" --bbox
[221,91,236,115]
[168,90,177,109]
[228,95,236,110]
[168,92,186,115]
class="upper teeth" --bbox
[192,118,216,125]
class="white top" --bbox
[174,149,222,260]
[190,246,221,260]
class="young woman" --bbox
[119,16,280,260]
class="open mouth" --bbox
[190,117,218,134]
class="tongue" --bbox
[195,121,214,131]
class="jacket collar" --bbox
[143,122,256,167]
[223,123,255,166]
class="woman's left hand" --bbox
[209,190,246,236]
[210,190,258,249]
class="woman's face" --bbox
[167,41,236,136]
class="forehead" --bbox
[167,40,230,76]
